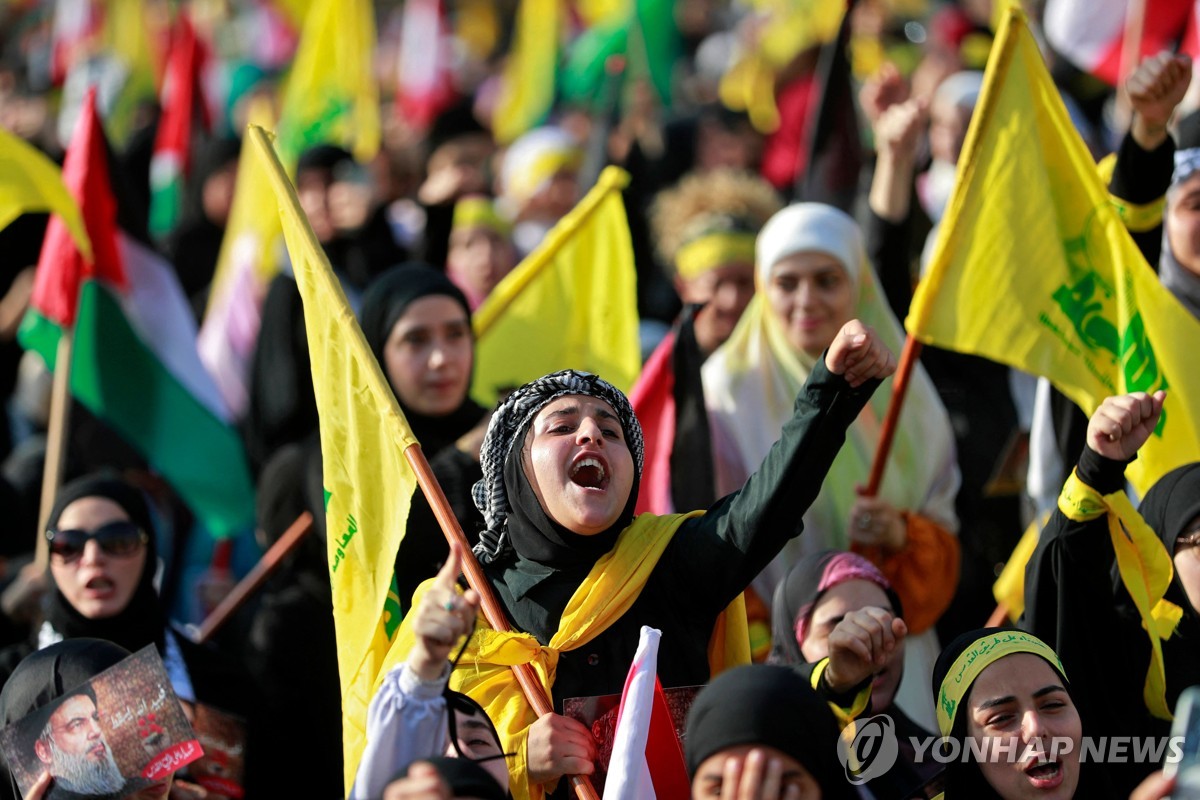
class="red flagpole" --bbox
[863,334,923,497]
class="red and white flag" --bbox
[603,627,691,800]
[1043,0,1198,86]
[396,0,455,129]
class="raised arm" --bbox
[672,321,896,614]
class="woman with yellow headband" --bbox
[928,627,1117,799]
[630,170,782,520]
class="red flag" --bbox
[630,330,677,516]
[30,87,125,328]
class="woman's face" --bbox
[965,654,1082,800]
[383,295,473,417]
[676,261,757,348]
[692,744,821,800]
[1167,172,1200,277]
[49,498,146,620]
[448,225,517,299]
[1173,513,1200,615]
[798,580,904,712]
[444,705,510,791]
[765,251,855,358]
[523,394,635,536]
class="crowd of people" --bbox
[0,0,1199,799]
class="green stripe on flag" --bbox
[20,285,255,537]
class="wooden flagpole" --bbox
[863,334,923,497]
[36,332,75,568]
[403,444,601,800]
[192,511,315,644]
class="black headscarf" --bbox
[390,757,506,800]
[0,639,130,779]
[684,664,854,800]
[470,370,645,569]
[359,263,487,456]
[768,549,902,666]
[43,475,165,655]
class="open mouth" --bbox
[84,576,115,594]
[569,457,608,490]
[1024,760,1063,788]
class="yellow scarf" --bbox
[1058,469,1183,720]
[389,511,750,800]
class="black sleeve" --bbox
[661,357,879,615]
[863,207,915,321]
[420,201,455,269]
[1109,130,1174,267]
[1021,446,1145,738]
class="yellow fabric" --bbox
[936,630,1066,736]
[906,6,1200,497]
[1058,469,1182,720]
[452,197,511,236]
[718,0,844,133]
[471,166,641,406]
[384,511,751,800]
[493,0,560,144]
[251,126,421,793]
[203,99,282,320]
[276,0,380,166]
[808,658,873,729]
[674,231,757,280]
[0,127,91,259]
[502,148,583,211]
[991,512,1050,622]
[1096,153,1168,233]
[102,0,161,147]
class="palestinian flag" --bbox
[149,12,208,240]
[19,88,254,538]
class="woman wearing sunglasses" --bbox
[0,474,254,794]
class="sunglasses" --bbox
[45,521,149,562]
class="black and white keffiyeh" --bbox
[471,370,644,565]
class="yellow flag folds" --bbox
[493,0,560,144]
[276,0,380,166]
[0,127,91,258]
[471,166,641,406]
[907,7,1200,496]
[250,126,418,792]
[907,7,1199,719]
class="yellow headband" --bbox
[674,231,757,281]
[936,631,1066,736]
[452,197,510,235]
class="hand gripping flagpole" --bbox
[403,445,602,800]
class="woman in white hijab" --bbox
[702,203,960,728]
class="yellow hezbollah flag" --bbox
[907,6,1200,496]
[0,127,91,259]
[250,126,418,792]
[907,7,1195,720]
[197,99,283,417]
[276,0,380,166]
[493,0,560,144]
[471,166,641,407]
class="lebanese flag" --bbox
[149,12,209,240]
[602,627,690,800]
[396,0,456,129]
[630,331,677,515]
[19,88,255,539]
[1043,0,1198,86]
